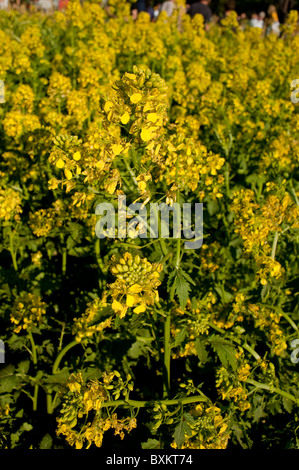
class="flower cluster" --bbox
[72,297,113,343]
[171,403,230,449]
[0,187,22,223]
[109,252,162,318]
[216,354,251,413]
[56,371,136,449]
[10,293,47,333]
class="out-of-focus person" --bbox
[37,0,53,13]
[187,0,212,24]
[0,0,9,9]
[250,11,264,29]
[160,0,175,17]
[266,4,280,36]
[224,0,236,16]
[131,0,146,20]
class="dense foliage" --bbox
[0,1,298,450]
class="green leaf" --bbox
[282,397,293,414]
[0,365,21,393]
[127,340,147,360]
[209,335,237,370]
[195,337,208,364]
[141,438,160,449]
[17,360,30,375]
[39,434,53,449]
[173,419,192,449]
[167,268,194,310]
[183,412,196,425]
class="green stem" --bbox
[271,231,279,260]
[163,312,171,398]
[62,247,67,276]
[9,229,18,271]
[100,395,208,409]
[281,312,298,331]
[28,331,39,411]
[174,238,181,270]
[52,340,80,375]
[246,379,299,405]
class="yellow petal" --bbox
[73,151,81,161]
[126,294,137,307]
[121,112,130,124]
[112,299,123,312]
[140,128,153,142]
[56,158,65,169]
[130,93,142,104]
[106,181,117,195]
[111,144,123,155]
[133,304,146,314]
[96,160,105,170]
[64,168,72,180]
[128,283,143,294]
[104,101,113,112]
[147,112,158,123]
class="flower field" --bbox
[0,1,299,450]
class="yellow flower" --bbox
[133,304,146,314]
[104,101,113,112]
[126,294,137,307]
[73,151,81,161]
[64,168,73,180]
[111,144,123,155]
[147,112,158,123]
[130,93,142,104]
[56,158,65,169]
[140,128,153,141]
[121,112,130,124]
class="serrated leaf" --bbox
[141,438,160,449]
[167,268,193,310]
[175,270,191,310]
[183,412,196,425]
[173,419,192,449]
[180,270,196,286]
[210,335,237,370]
[195,337,208,364]
[253,404,266,423]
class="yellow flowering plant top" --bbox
[0,0,298,450]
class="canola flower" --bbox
[109,252,162,318]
